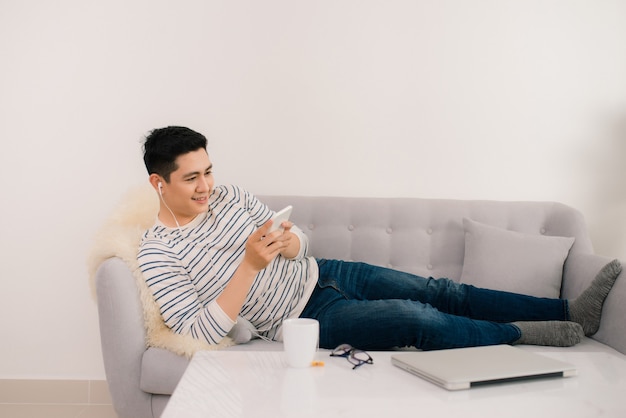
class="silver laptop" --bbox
[391,344,577,391]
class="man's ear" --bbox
[149,174,162,192]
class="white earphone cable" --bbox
[158,182,181,229]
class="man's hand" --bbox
[242,220,289,272]
[276,221,300,259]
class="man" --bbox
[138,126,621,350]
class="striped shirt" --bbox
[137,184,318,344]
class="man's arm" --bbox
[216,220,289,321]
[139,254,235,345]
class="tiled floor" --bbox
[0,380,117,418]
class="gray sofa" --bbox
[95,196,626,418]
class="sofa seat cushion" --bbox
[141,348,190,395]
[460,218,575,298]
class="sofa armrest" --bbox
[562,253,626,354]
[96,257,154,418]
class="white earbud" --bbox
[158,181,163,195]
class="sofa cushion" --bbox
[140,348,190,395]
[460,218,575,298]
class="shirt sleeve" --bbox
[242,187,274,226]
[139,252,236,345]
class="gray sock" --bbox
[513,321,584,347]
[569,259,621,336]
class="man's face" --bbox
[160,148,214,226]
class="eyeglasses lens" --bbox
[330,344,373,369]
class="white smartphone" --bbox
[268,205,293,232]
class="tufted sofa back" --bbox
[259,196,594,282]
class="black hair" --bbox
[143,126,208,182]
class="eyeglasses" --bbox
[330,344,373,370]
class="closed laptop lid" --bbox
[391,344,577,391]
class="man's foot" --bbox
[513,321,584,347]
[569,259,621,336]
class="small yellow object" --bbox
[311,360,325,367]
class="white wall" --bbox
[1,0,625,379]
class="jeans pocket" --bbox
[317,275,338,289]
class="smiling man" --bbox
[139,127,307,338]
[137,126,621,351]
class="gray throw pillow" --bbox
[460,218,575,298]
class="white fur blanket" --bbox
[87,184,232,358]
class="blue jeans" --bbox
[299,259,570,350]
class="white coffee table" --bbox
[162,341,626,418]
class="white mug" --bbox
[282,318,319,368]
